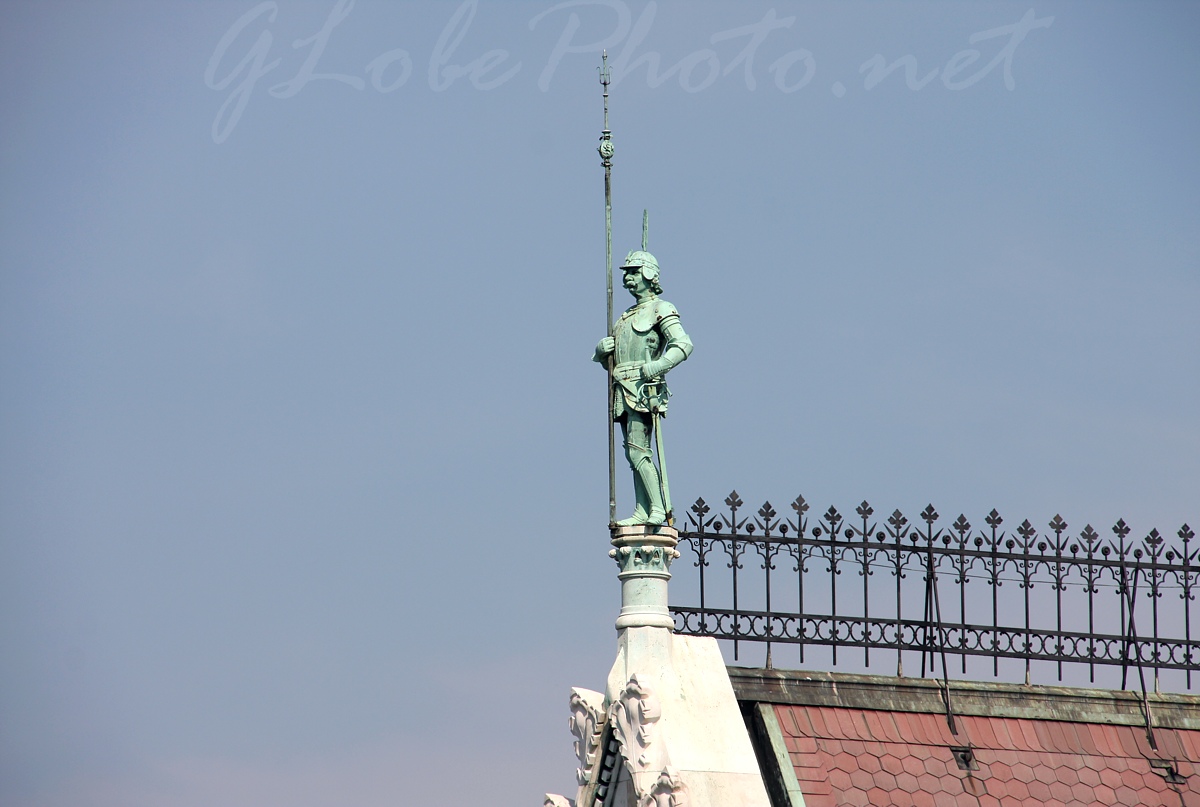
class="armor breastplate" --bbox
[613,301,662,365]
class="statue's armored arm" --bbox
[640,314,692,379]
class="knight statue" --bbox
[594,250,693,526]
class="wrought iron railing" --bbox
[670,492,1199,692]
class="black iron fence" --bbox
[670,492,1199,691]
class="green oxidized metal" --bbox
[594,251,693,527]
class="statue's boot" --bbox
[615,506,648,527]
[616,470,652,526]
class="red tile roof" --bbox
[773,703,1200,806]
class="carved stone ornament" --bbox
[610,675,688,807]
[608,544,681,575]
[611,674,662,777]
[569,688,606,786]
[648,767,688,807]
[543,794,574,807]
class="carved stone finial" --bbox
[568,688,606,786]
[649,767,688,807]
[544,795,574,807]
[609,675,689,806]
[611,675,662,778]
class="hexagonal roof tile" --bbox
[766,699,1200,805]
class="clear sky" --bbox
[1,2,1197,805]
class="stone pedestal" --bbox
[605,525,772,807]
[604,630,774,806]
[609,524,680,631]
[546,525,772,807]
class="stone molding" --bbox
[610,524,680,545]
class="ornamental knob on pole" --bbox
[599,50,616,525]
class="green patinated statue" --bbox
[594,250,693,526]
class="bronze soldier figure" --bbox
[594,250,693,526]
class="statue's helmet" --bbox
[621,250,659,282]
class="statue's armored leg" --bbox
[618,414,665,526]
[637,460,666,526]
[616,417,648,526]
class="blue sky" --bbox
[1,2,1198,805]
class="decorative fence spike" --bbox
[671,494,1200,691]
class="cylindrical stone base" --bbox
[609,525,680,630]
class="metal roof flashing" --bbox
[729,667,1200,729]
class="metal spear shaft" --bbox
[599,52,616,524]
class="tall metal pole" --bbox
[598,52,616,524]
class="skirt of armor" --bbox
[611,362,669,419]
